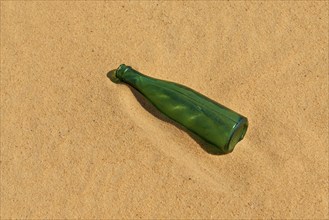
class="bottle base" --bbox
[226,118,248,153]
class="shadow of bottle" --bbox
[107,70,226,155]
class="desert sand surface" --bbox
[1,2,328,219]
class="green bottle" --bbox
[108,64,248,154]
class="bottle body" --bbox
[113,64,248,153]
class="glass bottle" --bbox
[108,64,248,154]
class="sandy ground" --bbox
[1,2,328,219]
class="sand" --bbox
[1,1,328,219]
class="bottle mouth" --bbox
[107,69,121,83]
[116,64,131,78]
[226,118,248,153]
[107,64,130,83]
